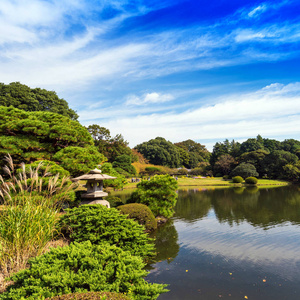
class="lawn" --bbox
[121,177,289,189]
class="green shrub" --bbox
[232,176,243,183]
[129,175,178,218]
[47,291,131,300]
[245,177,258,184]
[223,175,229,180]
[118,203,157,232]
[58,205,155,258]
[1,241,168,300]
[106,196,123,208]
[230,163,259,178]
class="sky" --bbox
[1,0,300,150]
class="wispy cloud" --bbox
[126,92,174,105]
[81,82,300,148]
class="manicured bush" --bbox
[129,175,178,218]
[230,163,259,179]
[232,176,243,183]
[245,177,258,184]
[223,175,229,180]
[106,196,123,208]
[118,203,157,232]
[1,241,168,300]
[47,291,131,300]
[58,205,155,258]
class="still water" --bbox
[116,186,300,299]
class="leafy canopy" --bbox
[0,82,78,120]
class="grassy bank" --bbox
[120,177,289,190]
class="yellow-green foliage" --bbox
[118,203,157,232]
[130,175,178,218]
[232,176,244,183]
[47,291,132,300]
[58,205,155,258]
[245,177,258,184]
[1,241,168,300]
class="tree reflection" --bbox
[174,186,300,229]
[147,220,179,268]
[174,189,211,222]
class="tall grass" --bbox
[0,154,76,276]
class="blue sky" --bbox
[1,0,300,150]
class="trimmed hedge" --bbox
[245,177,258,184]
[232,176,243,183]
[47,291,132,300]
[118,203,157,232]
[1,241,167,300]
[58,205,155,258]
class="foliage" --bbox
[144,167,162,176]
[105,196,124,208]
[100,163,127,189]
[231,163,259,179]
[0,106,94,166]
[0,82,78,120]
[239,149,269,176]
[53,146,106,177]
[1,241,168,300]
[0,155,74,276]
[118,203,157,232]
[240,138,265,153]
[58,205,155,258]
[112,155,136,176]
[47,291,132,300]
[87,125,132,163]
[214,154,236,176]
[129,175,178,218]
[262,150,298,178]
[245,177,258,184]
[175,139,210,168]
[18,160,70,178]
[135,137,181,168]
[210,139,241,166]
[232,176,244,183]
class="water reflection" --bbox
[175,186,300,228]
[146,186,300,300]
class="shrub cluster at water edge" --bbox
[245,177,258,184]
[232,176,244,183]
[58,205,155,258]
[118,203,157,232]
[0,241,168,300]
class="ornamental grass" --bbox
[0,154,77,277]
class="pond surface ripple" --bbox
[144,186,300,300]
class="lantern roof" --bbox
[73,168,116,181]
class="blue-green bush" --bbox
[1,241,167,300]
[58,205,155,258]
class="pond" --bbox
[115,185,300,300]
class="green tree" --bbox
[240,138,264,153]
[130,175,178,218]
[230,163,259,178]
[262,150,298,178]
[239,149,269,176]
[53,146,106,177]
[135,137,181,168]
[0,82,78,120]
[100,162,127,189]
[112,154,137,176]
[175,139,210,168]
[214,154,236,176]
[0,106,100,176]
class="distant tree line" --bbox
[1,82,300,182]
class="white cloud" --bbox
[80,82,300,148]
[126,92,174,105]
[248,4,267,18]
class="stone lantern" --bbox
[73,168,116,208]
